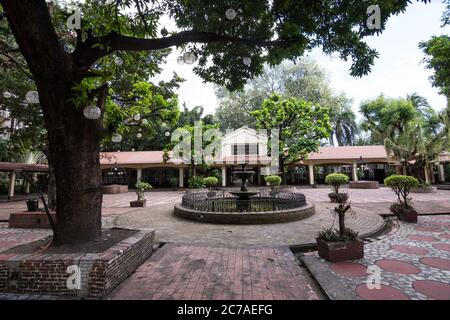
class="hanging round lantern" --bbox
[114,56,123,66]
[225,8,237,20]
[161,27,169,37]
[136,133,142,139]
[83,105,101,120]
[243,57,252,66]
[111,133,122,143]
[25,91,40,104]
[177,56,185,65]
[165,131,170,137]
[183,52,196,65]
[3,91,12,99]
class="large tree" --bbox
[252,94,332,181]
[0,0,430,244]
[215,60,358,145]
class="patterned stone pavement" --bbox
[0,226,50,252]
[298,186,450,203]
[306,215,450,300]
[108,244,321,300]
[111,202,385,246]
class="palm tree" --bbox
[385,106,450,183]
[329,94,358,146]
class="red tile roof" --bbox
[308,146,388,160]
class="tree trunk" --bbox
[45,93,103,245]
[47,161,57,211]
[2,0,104,244]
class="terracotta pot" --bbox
[317,238,364,262]
[130,199,146,207]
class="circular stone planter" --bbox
[349,181,379,189]
[411,186,437,193]
[174,202,315,224]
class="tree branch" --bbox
[73,30,298,69]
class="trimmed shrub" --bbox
[265,175,282,187]
[188,176,205,189]
[384,175,419,208]
[135,181,152,200]
[325,173,349,194]
[203,176,219,188]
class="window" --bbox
[231,144,259,155]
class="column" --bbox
[439,163,446,183]
[221,167,226,187]
[25,181,31,194]
[136,168,142,182]
[352,161,358,182]
[424,166,430,185]
[430,164,436,184]
[8,171,16,199]
[179,167,184,188]
[308,164,315,186]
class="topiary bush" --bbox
[325,173,349,194]
[203,176,219,189]
[135,181,152,201]
[188,175,205,189]
[265,175,282,191]
[384,175,419,209]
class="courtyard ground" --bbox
[0,187,449,300]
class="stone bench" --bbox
[349,181,380,189]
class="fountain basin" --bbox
[174,190,315,224]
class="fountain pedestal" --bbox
[230,164,260,212]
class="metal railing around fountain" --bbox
[181,190,307,213]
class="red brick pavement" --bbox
[108,244,320,300]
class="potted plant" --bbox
[26,198,39,212]
[265,175,282,196]
[130,181,152,207]
[169,177,178,191]
[203,176,219,197]
[325,173,349,203]
[316,195,363,262]
[384,175,419,223]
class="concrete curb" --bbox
[300,255,359,300]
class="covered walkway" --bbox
[0,162,48,199]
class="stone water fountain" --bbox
[229,163,260,211]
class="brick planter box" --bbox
[0,229,155,299]
[349,181,379,189]
[103,184,129,194]
[8,212,56,229]
[317,238,364,262]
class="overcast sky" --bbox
[154,1,450,117]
